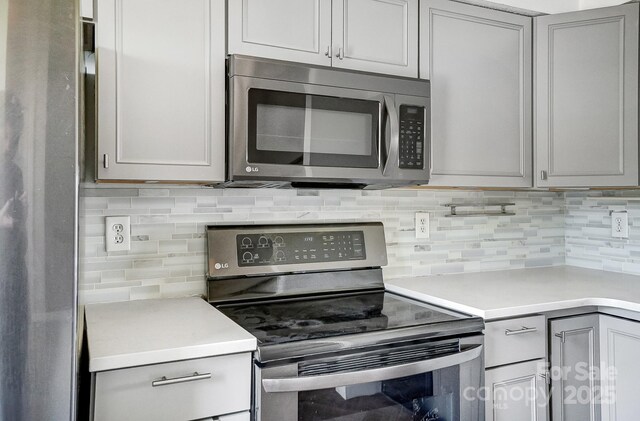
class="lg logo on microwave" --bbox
[214,263,229,270]
[245,166,259,173]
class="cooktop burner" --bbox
[217,291,468,346]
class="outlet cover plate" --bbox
[415,212,430,239]
[105,216,131,252]
[611,211,629,239]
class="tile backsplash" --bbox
[566,191,640,274]
[79,187,565,304]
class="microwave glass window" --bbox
[306,108,372,156]
[256,104,306,154]
[248,89,379,168]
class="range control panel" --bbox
[399,105,425,170]
[236,231,366,267]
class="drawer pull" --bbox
[504,326,538,336]
[151,372,212,387]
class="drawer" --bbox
[93,353,251,421]
[485,315,546,368]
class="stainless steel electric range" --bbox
[206,222,484,421]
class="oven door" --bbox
[229,75,430,186]
[254,336,484,421]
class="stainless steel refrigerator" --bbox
[0,0,77,419]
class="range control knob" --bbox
[258,236,270,248]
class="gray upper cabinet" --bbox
[228,0,418,77]
[227,0,332,67]
[421,0,533,187]
[535,3,639,188]
[81,0,93,19]
[332,0,418,77]
[96,0,226,183]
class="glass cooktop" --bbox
[217,291,473,346]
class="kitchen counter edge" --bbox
[85,297,257,372]
[385,266,640,320]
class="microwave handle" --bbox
[382,95,399,177]
[261,344,482,393]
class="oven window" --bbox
[298,367,459,421]
[248,89,379,168]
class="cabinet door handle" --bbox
[554,331,566,343]
[539,372,550,384]
[504,326,538,336]
[336,47,344,60]
[151,371,211,387]
[103,153,109,169]
[325,45,332,58]
[540,170,547,180]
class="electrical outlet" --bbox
[105,216,131,252]
[415,212,430,239]
[611,211,629,239]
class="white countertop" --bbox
[85,297,257,372]
[385,266,640,320]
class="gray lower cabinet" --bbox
[95,0,226,183]
[420,0,533,187]
[484,316,548,421]
[550,314,601,421]
[91,353,251,421]
[550,313,640,421]
[599,315,640,421]
[535,3,639,188]
[485,360,548,421]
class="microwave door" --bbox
[230,76,392,183]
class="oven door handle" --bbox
[382,95,399,177]
[261,344,482,393]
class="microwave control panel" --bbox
[399,105,425,170]
[236,231,366,267]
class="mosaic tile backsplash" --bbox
[78,187,565,304]
[565,191,640,274]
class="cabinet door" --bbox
[96,0,225,182]
[81,0,93,19]
[227,0,332,66]
[599,315,640,421]
[550,314,601,421]
[332,0,418,77]
[421,0,532,187]
[218,411,250,421]
[535,4,639,187]
[485,359,548,421]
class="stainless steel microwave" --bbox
[225,55,431,189]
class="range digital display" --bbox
[236,231,366,267]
